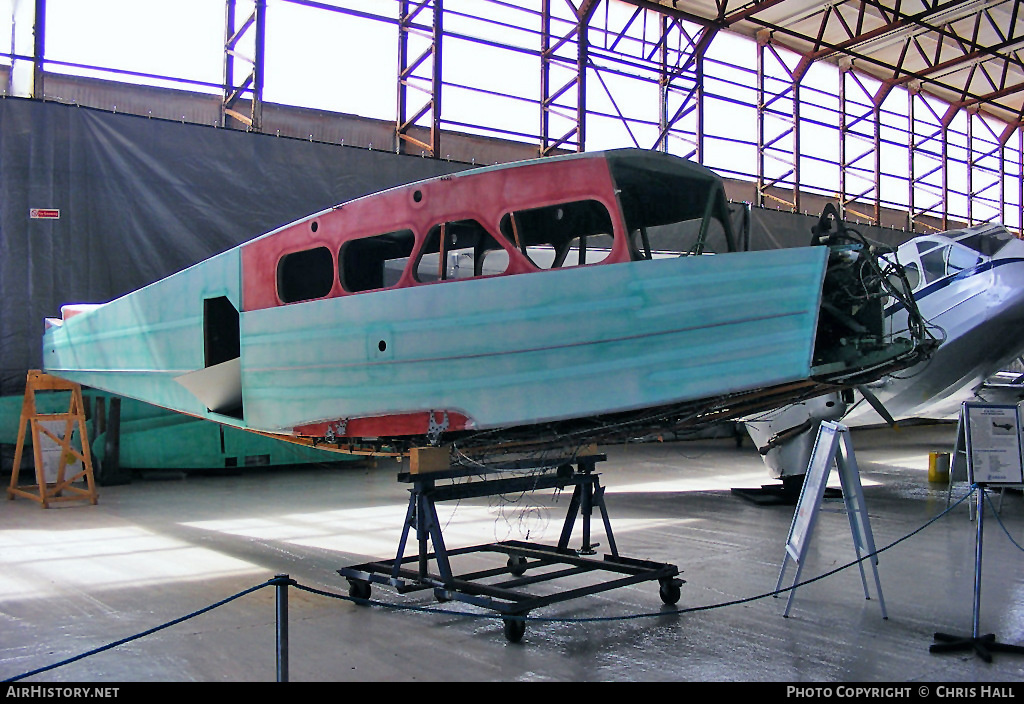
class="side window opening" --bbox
[561,234,614,266]
[277,246,334,303]
[415,219,509,282]
[498,200,615,270]
[903,261,921,291]
[918,242,947,283]
[631,216,728,257]
[339,229,416,293]
[945,244,982,276]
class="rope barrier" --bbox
[3,484,1014,682]
[984,488,1024,552]
[3,579,280,682]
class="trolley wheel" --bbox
[503,617,526,643]
[659,578,682,606]
[348,579,371,602]
[507,555,527,577]
[434,587,451,603]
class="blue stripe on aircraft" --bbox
[884,257,1024,317]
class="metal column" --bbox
[908,86,948,232]
[756,30,808,212]
[32,0,45,99]
[839,64,886,225]
[396,0,442,157]
[540,0,598,156]
[222,0,266,131]
[655,15,715,160]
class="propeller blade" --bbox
[856,385,897,427]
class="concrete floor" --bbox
[2,422,1023,683]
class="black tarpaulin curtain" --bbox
[0,98,463,395]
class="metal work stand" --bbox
[338,454,682,642]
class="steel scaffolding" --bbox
[6,0,1023,232]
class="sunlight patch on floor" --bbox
[867,454,931,472]
[0,527,263,600]
[612,470,772,493]
[181,501,698,559]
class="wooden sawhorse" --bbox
[6,370,98,508]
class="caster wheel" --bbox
[434,587,451,602]
[507,556,527,577]
[348,579,371,601]
[659,578,681,606]
[503,617,526,643]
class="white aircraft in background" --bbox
[740,220,1024,502]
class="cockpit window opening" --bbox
[945,243,982,276]
[903,261,921,291]
[339,229,417,293]
[277,246,335,303]
[414,218,510,282]
[498,200,615,270]
[917,242,947,283]
[916,239,982,283]
[614,165,734,258]
[955,227,1014,256]
[562,234,614,266]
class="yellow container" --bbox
[928,451,950,483]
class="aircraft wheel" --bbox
[503,617,526,643]
[659,578,681,606]
[348,579,371,602]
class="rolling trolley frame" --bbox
[338,453,682,642]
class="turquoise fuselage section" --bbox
[43,246,828,435]
[44,249,241,423]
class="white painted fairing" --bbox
[744,392,848,480]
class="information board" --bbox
[777,420,885,618]
[963,402,1024,485]
[785,422,838,563]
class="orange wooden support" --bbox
[6,370,98,508]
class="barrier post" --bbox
[275,574,289,682]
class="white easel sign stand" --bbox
[775,420,886,619]
[931,402,1024,662]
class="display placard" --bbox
[777,421,885,619]
[963,402,1024,485]
[785,422,838,562]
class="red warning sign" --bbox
[30,208,60,220]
